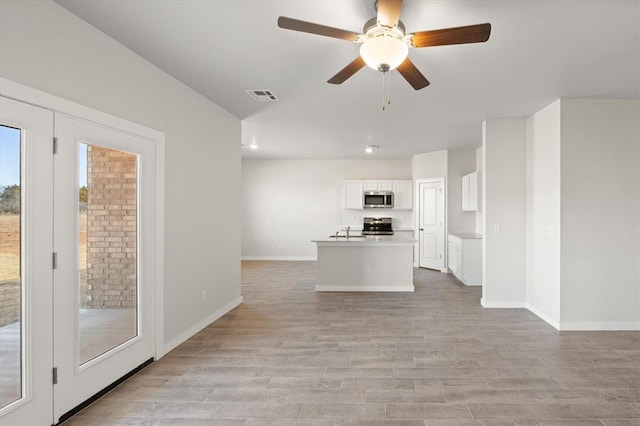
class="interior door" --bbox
[0,97,54,425]
[53,113,155,422]
[419,179,445,270]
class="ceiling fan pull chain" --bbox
[382,71,386,111]
[388,71,392,105]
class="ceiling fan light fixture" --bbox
[360,35,408,72]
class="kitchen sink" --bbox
[329,235,365,238]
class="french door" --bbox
[0,96,156,425]
[0,96,54,426]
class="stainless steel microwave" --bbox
[363,191,394,208]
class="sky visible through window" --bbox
[0,126,88,187]
[0,126,20,187]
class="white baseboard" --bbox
[316,285,414,292]
[481,298,527,308]
[242,256,316,261]
[558,321,640,331]
[158,296,243,358]
[526,303,560,329]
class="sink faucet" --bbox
[346,226,351,238]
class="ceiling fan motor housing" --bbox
[363,17,406,35]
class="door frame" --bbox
[414,178,447,272]
[0,77,166,360]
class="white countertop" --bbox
[338,227,415,232]
[312,234,417,245]
[449,232,483,239]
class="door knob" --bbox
[420,228,424,231]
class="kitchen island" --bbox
[311,234,417,292]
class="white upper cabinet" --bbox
[462,174,470,211]
[344,180,364,210]
[392,180,413,210]
[378,180,393,191]
[462,171,482,212]
[363,180,378,191]
[363,180,393,191]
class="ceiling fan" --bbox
[277,0,491,90]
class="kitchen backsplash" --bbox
[341,210,414,230]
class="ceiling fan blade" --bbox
[278,16,360,41]
[411,23,491,47]
[377,0,403,28]
[397,58,430,90]
[327,57,366,84]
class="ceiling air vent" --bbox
[245,89,279,102]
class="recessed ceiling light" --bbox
[241,142,259,150]
[365,144,379,154]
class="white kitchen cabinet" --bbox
[363,180,378,191]
[462,174,470,211]
[462,171,481,212]
[392,180,413,210]
[344,180,364,210]
[447,233,482,286]
[363,180,393,191]
[378,180,393,191]
[447,238,461,277]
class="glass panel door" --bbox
[0,125,22,409]
[53,113,155,422]
[0,96,54,426]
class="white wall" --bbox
[0,0,241,351]
[447,149,477,234]
[242,159,412,259]
[482,119,528,307]
[526,100,561,325]
[559,99,640,329]
[475,147,484,235]
[412,150,447,180]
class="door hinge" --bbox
[53,367,58,384]
[53,137,58,154]
[52,252,57,270]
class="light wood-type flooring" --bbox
[66,261,640,425]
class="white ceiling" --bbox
[56,0,639,159]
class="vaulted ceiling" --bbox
[56,0,639,159]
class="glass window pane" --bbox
[0,125,22,408]
[78,143,138,365]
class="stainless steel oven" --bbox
[362,217,394,235]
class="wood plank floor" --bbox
[67,261,640,425]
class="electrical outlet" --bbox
[493,224,501,233]
[201,290,207,303]
[364,265,370,274]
